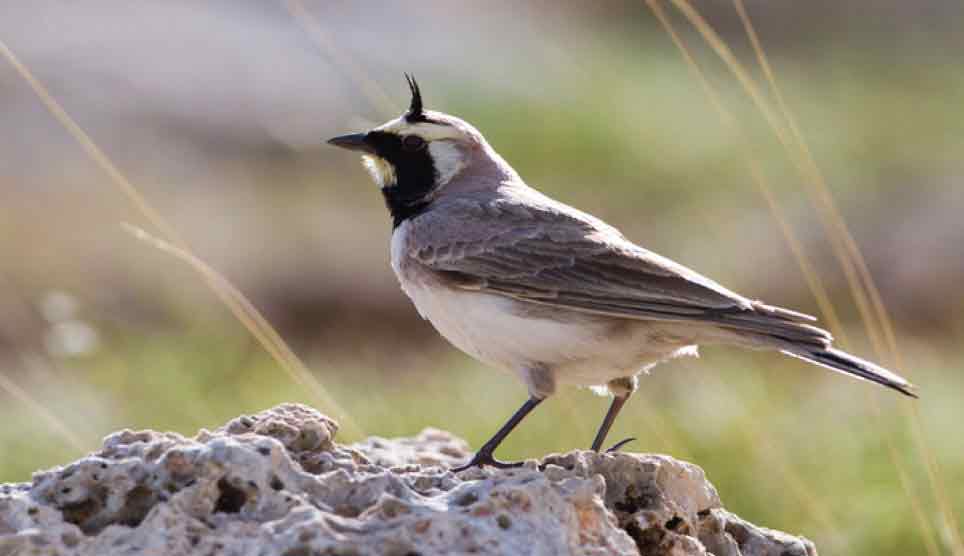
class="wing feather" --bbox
[409,196,764,322]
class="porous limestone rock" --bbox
[0,403,817,556]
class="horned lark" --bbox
[328,76,915,472]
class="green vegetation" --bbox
[1,13,962,556]
[2,328,959,555]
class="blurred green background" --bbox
[1,1,962,554]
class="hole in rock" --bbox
[214,478,247,514]
[117,485,157,528]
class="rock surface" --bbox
[0,404,816,556]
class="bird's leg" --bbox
[590,393,632,452]
[452,397,543,472]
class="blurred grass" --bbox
[1,325,959,555]
[1,4,963,555]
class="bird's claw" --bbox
[451,450,525,472]
[606,437,636,453]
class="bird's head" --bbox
[328,75,509,225]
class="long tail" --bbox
[781,346,917,398]
[716,302,917,398]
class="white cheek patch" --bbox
[428,141,466,187]
[362,155,396,188]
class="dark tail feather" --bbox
[717,302,917,397]
[782,347,918,398]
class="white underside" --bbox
[390,222,699,397]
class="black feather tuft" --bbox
[405,73,424,121]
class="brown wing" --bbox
[409,196,772,322]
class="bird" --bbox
[328,75,916,472]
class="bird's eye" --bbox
[402,135,426,152]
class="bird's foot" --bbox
[605,437,636,453]
[451,450,525,472]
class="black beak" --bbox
[327,133,375,154]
